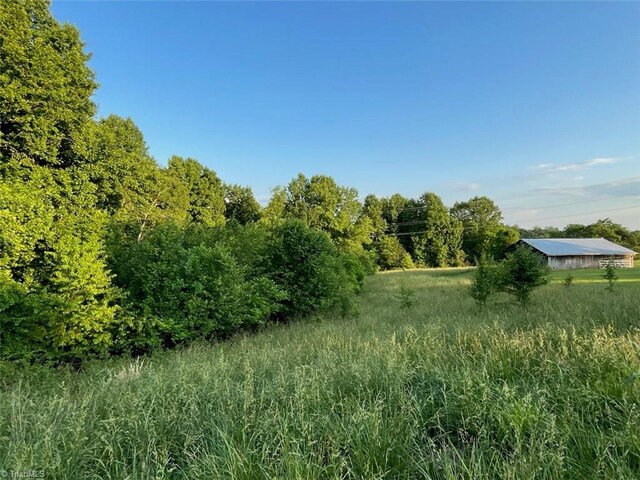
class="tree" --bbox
[266,220,361,319]
[277,174,374,252]
[410,192,463,267]
[259,187,287,229]
[381,194,409,227]
[85,115,159,213]
[0,171,118,360]
[0,0,97,166]
[451,196,507,263]
[375,236,414,270]
[224,184,261,224]
[499,245,550,306]
[166,156,225,227]
[0,1,119,360]
[362,194,387,240]
[563,223,589,239]
[489,225,520,260]
[469,253,499,306]
[518,226,563,239]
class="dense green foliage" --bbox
[499,245,551,306]
[452,196,520,261]
[469,247,552,307]
[2,268,639,478]
[0,1,637,363]
[0,0,97,164]
[469,253,498,306]
[0,1,369,362]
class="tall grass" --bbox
[1,268,639,479]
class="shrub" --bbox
[469,253,499,306]
[0,179,118,362]
[395,282,417,310]
[267,220,363,319]
[375,236,414,270]
[107,223,284,353]
[603,261,618,292]
[499,245,551,306]
[563,274,574,287]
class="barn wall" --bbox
[547,255,635,270]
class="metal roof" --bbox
[521,238,637,257]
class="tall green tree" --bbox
[0,171,117,360]
[85,115,158,213]
[224,184,261,224]
[411,192,464,267]
[0,0,120,360]
[166,156,225,227]
[278,174,374,252]
[451,196,505,263]
[260,187,287,229]
[0,0,97,166]
[362,194,387,240]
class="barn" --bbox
[518,238,637,270]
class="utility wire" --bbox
[512,204,639,223]
[383,205,640,236]
[389,193,639,215]
[500,193,640,212]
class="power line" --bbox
[388,220,429,227]
[387,230,430,237]
[388,193,639,215]
[383,205,640,236]
[515,204,640,223]
[500,193,640,212]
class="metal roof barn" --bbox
[519,238,637,270]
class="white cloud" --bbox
[534,157,619,175]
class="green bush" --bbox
[107,223,284,353]
[603,261,618,292]
[469,253,499,306]
[374,236,414,270]
[394,282,417,310]
[499,245,551,306]
[267,220,364,319]
[0,177,118,362]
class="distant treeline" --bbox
[519,221,640,251]
[1,1,637,362]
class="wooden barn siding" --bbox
[547,255,635,270]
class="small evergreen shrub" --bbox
[499,246,551,306]
[469,253,499,306]
[603,261,618,292]
[395,282,417,310]
[563,274,574,288]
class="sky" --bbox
[51,1,640,229]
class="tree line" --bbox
[519,220,640,252]
[1,1,637,362]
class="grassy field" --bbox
[1,266,639,479]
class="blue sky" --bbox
[51,1,640,229]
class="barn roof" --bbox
[521,238,637,257]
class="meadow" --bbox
[1,266,639,479]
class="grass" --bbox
[1,266,639,479]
